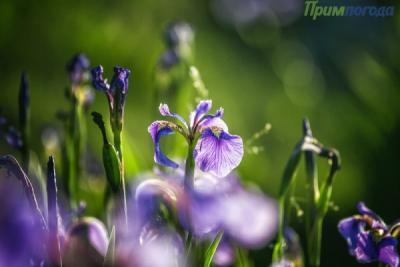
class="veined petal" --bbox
[377,237,399,267]
[338,217,365,254]
[159,103,188,126]
[148,121,179,168]
[194,128,243,177]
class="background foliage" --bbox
[0,0,400,265]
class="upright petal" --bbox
[377,237,399,267]
[191,100,212,127]
[338,217,365,254]
[91,65,110,92]
[194,128,243,177]
[148,121,179,169]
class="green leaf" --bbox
[103,226,116,267]
[204,231,223,267]
[103,143,122,193]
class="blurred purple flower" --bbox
[0,173,45,267]
[62,217,109,267]
[164,21,194,49]
[66,53,90,85]
[213,239,235,266]
[338,202,399,267]
[158,49,180,70]
[176,170,277,248]
[148,100,243,178]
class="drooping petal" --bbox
[91,65,110,92]
[353,230,378,263]
[159,103,188,126]
[194,128,243,177]
[338,217,365,254]
[148,121,179,168]
[377,237,400,267]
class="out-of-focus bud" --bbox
[66,53,90,85]
[62,217,109,267]
[164,21,194,49]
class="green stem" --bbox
[184,140,195,189]
[114,130,128,227]
[308,217,323,267]
[272,196,285,262]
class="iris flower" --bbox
[338,202,399,267]
[148,100,243,178]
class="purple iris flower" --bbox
[148,100,244,178]
[338,202,399,267]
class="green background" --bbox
[1,0,400,266]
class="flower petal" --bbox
[110,66,131,94]
[354,231,378,263]
[338,217,365,254]
[194,128,243,177]
[148,121,179,168]
[220,190,278,248]
[191,100,212,127]
[378,237,399,267]
[91,65,110,92]
[159,103,188,126]
[357,202,387,229]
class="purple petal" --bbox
[219,190,278,248]
[66,53,90,84]
[354,230,378,263]
[357,202,387,229]
[91,65,110,92]
[194,128,243,177]
[67,217,108,256]
[191,100,212,127]
[159,103,188,126]
[110,66,131,94]
[338,217,365,254]
[148,121,179,168]
[213,240,235,267]
[378,237,399,267]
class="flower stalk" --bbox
[19,72,30,172]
